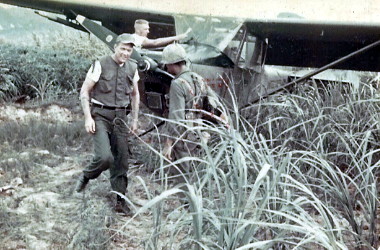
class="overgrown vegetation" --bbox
[0,29,379,249]
[127,81,380,249]
[0,31,109,102]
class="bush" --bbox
[0,32,110,101]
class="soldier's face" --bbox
[114,43,133,64]
[166,64,178,75]
[136,24,150,37]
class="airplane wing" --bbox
[1,0,380,71]
[245,18,380,71]
[0,0,176,38]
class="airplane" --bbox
[1,0,380,119]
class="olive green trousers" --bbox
[82,107,130,194]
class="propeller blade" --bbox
[75,14,142,62]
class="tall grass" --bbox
[124,80,379,249]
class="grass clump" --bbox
[68,201,112,250]
[0,205,28,243]
[0,119,88,154]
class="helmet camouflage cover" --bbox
[161,43,187,64]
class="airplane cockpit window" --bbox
[174,15,265,71]
[225,26,266,72]
[174,15,243,52]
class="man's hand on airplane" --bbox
[177,28,192,41]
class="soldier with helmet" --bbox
[75,33,139,216]
[162,43,227,182]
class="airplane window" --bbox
[173,15,263,70]
[226,30,265,71]
[225,28,247,67]
[174,15,243,51]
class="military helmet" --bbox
[161,43,187,65]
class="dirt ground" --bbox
[0,103,183,249]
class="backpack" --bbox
[179,72,223,124]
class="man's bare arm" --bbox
[142,28,191,48]
[80,77,96,133]
[130,72,140,132]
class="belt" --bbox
[91,103,129,110]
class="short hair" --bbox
[134,19,149,29]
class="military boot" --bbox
[75,175,89,193]
[114,195,133,216]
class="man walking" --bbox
[161,44,227,182]
[75,33,139,215]
[132,19,191,49]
